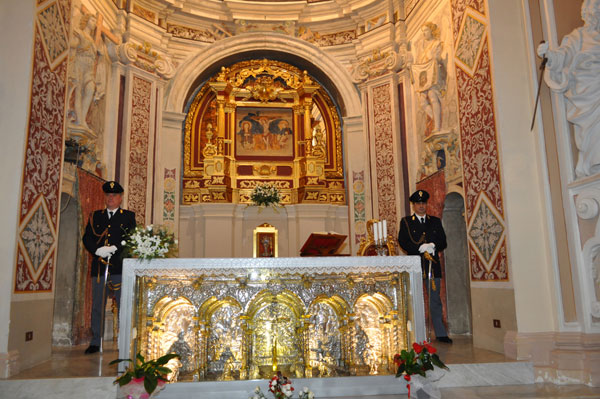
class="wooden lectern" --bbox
[299,232,347,256]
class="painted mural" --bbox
[15,0,71,293]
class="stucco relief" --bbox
[575,188,600,321]
[408,15,461,184]
[538,0,600,178]
[167,23,231,43]
[66,7,111,174]
[351,49,404,83]
[114,41,176,79]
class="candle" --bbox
[378,221,383,244]
[373,223,379,243]
[382,220,387,239]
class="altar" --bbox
[118,256,424,384]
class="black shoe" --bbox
[436,336,453,344]
[84,345,100,354]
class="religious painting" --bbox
[253,223,278,258]
[235,107,294,160]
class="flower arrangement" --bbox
[250,183,281,207]
[268,371,294,399]
[249,375,312,399]
[394,341,449,398]
[122,225,177,261]
[109,352,180,398]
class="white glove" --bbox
[419,243,436,255]
[107,245,117,256]
[95,246,113,259]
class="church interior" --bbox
[1,0,600,397]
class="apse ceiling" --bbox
[142,0,391,32]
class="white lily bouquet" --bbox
[122,225,178,260]
[250,183,281,207]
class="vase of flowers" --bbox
[268,371,294,399]
[394,341,449,399]
[122,225,178,261]
[249,372,295,399]
[110,352,180,399]
[250,183,281,208]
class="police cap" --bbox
[409,190,429,203]
[102,181,124,194]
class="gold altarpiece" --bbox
[120,258,425,383]
[182,59,345,205]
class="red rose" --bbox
[412,342,423,354]
[424,343,437,354]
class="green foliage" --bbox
[250,183,281,207]
[394,341,449,380]
[109,352,180,395]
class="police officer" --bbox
[82,181,136,354]
[397,190,452,343]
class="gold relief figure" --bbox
[218,347,236,381]
[253,303,298,370]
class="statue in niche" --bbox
[409,22,447,135]
[218,346,236,380]
[167,330,194,375]
[354,324,369,366]
[68,11,107,131]
[538,0,600,178]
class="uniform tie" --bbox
[108,211,113,219]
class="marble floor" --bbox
[7,336,600,398]
[10,336,507,379]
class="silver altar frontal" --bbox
[118,256,425,382]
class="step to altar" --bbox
[0,361,534,399]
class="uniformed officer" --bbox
[397,190,452,343]
[82,181,136,354]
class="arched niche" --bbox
[182,58,345,205]
[164,33,362,118]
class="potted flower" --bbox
[109,352,180,399]
[394,341,449,398]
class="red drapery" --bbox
[416,170,449,338]
[73,168,106,344]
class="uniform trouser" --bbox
[90,273,121,346]
[428,277,448,338]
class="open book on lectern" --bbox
[299,232,347,256]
